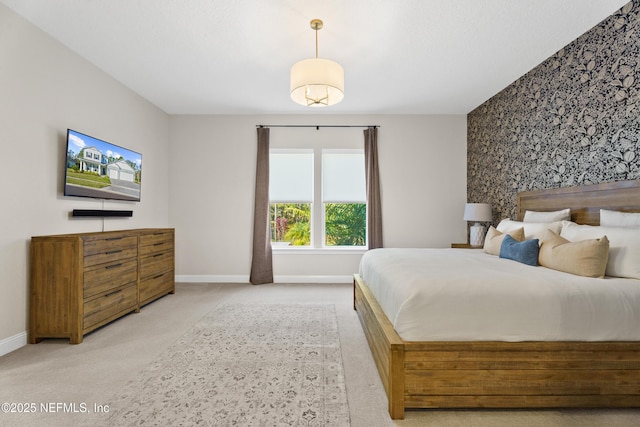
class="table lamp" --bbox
[463,203,492,247]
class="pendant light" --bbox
[290,19,344,107]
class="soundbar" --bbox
[72,209,133,217]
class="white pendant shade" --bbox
[290,58,344,107]
[290,19,344,107]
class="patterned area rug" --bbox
[100,304,350,426]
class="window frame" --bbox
[269,149,314,247]
[269,147,367,251]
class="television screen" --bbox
[64,129,142,202]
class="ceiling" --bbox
[1,0,629,115]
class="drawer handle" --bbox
[106,237,123,241]
[105,249,123,255]
[105,263,123,270]
[153,274,164,279]
[104,289,122,297]
[153,242,165,246]
[153,253,163,258]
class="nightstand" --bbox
[451,243,482,249]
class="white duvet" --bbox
[358,248,640,342]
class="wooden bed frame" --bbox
[353,179,640,419]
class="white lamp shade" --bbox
[463,203,492,222]
[290,58,344,107]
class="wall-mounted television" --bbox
[64,129,142,202]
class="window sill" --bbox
[272,247,367,255]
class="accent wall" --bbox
[467,1,639,222]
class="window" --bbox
[322,150,366,246]
[269,150,313,246]
[269,148,366,248]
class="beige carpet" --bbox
[92,303,349,426]
[1,282,639,427]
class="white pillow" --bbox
[600,209,640,228]
[560,221,640,279]
[496,219,563,241]
[523,209,570,222]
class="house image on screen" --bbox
[78,146,107,174]
[107,160,135,182]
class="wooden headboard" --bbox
[517,179,640,225]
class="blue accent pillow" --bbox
[499,234,539,266]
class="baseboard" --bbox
[274,275,353,283]
[175,275,249,283]
[0,331,27,357]
[175,275,352,284]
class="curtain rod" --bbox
[257,124,378,129]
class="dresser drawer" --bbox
[83,284,137,330]
[84,247,137,268]
[139,231,173,247]
[84,259,138,300]
[83,234,138,268]
[83,235,137,256]
[139,271,174,304]
[139,239,173,257]
[140,252,174,279]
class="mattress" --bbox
[358,248,640,342]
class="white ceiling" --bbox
[1,0,629,115]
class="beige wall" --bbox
[169,115,467,282]
[0,3,467,354]
[0,5,170,352]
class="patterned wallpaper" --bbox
[467,1,639,223]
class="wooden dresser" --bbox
[29,228,174,344]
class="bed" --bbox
[353,179,640,419]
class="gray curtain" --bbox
[250,127,273,284]
[364,127,383,249]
